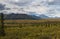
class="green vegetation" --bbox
[0,20,60,39]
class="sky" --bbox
[0,0,60,17]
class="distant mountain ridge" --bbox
[38,14,49,19]
[3,13,40,20]
[0,13,49,20]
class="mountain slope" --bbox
[4,13,39,20]
[38,14,49,19]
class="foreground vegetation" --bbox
[0,19,60,39]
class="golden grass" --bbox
[0,19,60,39]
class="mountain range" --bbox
[0,13,49,20]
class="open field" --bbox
[0,19,60,39]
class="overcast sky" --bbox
[0,0,60,17]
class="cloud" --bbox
[3,0,48,14]
[0,0,60,17]
[6,0,33,6]
[24,6,48,14]
[48,0,60,5]
[0,3,5,10]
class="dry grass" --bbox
[0,19,60,39]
